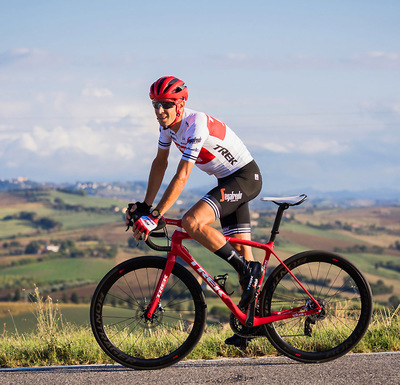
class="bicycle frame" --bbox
[145,218,322,327]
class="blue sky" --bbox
[0,0,399,194]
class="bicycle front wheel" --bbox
[90,256,207,370]
[260,250,372,363]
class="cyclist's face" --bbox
[153,99,184,128]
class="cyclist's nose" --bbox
[154,103,165,113]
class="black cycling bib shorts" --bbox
[201,160,262,236]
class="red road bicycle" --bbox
[90,194,373,370]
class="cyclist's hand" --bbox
[133,216,159,241]
[125,203,137,227]
[125,202,152,230]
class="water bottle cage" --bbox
[213,273,234,296]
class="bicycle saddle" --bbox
[261,194,307,206]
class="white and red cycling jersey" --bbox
[158,108,253,179]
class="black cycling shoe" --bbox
[225,334,252,349]
[238,261,263,309]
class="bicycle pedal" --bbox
[214,273,234,296]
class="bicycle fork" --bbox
[144,254,177,320]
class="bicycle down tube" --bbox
[146,218,322,327]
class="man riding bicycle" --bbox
[127,76,263,347]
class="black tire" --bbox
[90,256,207,370]
[260,250,373,363]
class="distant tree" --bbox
[25,241,41,254]
[35,217,62,230]
[390,240,400,251]
[389,295,400,308]
[59,239,76,253]
[128,237,147,250]
[13,289,22,301]
[370,279,393,295]
[70,292,80,304]
[19,211,37,221]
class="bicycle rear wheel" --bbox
[260,250,372,363]
[90,256,207,370]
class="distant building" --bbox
[45,245,60,253]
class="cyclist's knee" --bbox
[182,201,215,234]
[182,210,213,234]
[181,212,200,233]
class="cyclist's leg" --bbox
[181,200,227,252]
[232,233,254,260]
[220,203,254,261]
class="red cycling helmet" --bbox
[150,76,188,101]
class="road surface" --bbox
[1,352,399,385]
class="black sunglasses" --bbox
[152,100,176,109]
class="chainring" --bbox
[229,312,266,338]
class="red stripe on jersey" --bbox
[207,115,226,140]
[196,148,215,164]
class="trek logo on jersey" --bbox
[213,144,238,165]
[219,188,243,203]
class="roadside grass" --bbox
[1,289,399,368]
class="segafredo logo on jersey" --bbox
[219,188,243,202]
[187,136,202,146]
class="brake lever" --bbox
[125,219,133,232]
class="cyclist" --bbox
[127,76,263,347]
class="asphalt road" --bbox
[1,352,399,385]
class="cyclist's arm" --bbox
[143,147,169,206]
[155,158,194,216]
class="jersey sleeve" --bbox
[182,113,208,163]
[158,127,172,150]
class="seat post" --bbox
[269,203,289,243]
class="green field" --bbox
[0,219,36,238]
[0,189,126,238]
[283,222,367,243]
[0,258,114,283]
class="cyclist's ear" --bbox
[176,99,185,116]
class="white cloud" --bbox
[0,101,31,116]
[225,52,248,62]
[17,133,38,152]
[355,51,400,61]
[260,142,290,154]
[208,50,400,71]
[0,48,66,68]
[257,139,348,155]
[299,139,349,155]
[82,87,114,98]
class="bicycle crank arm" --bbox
[245,301,256,328]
